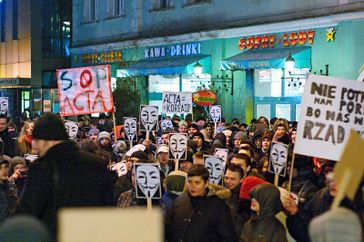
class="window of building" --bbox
[0,1,6,42]
[152,0,173,10]
[106,0,124,17]
[183,0,209,6]
[83,0,98,23]
[12,0,18,39]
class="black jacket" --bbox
[165,191,238,242]
[0,130,15,157]
[16,140,114,237]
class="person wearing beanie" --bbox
[241,184,288,242]
[87,128,100,141]
[16,113,114,239]
[161,170,187,211]
[232,131,248,154]
[192,131,211,153]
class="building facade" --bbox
[0,0,71,122]
[71,0,364,123]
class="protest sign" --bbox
[168,133,187,160]
[204,155,224,185]
[0,97,8,115]
[161,119,174,131]
[57,65,114,116]
[268,141,288,177]
[214,148,229,166]
[134,163,162,199]
[295,74,364,161]
[209,105,221,123]
[64,120,79,140]
[162,92,192,114]
[124,117,138,142]
[139,105,159,132]
[110,162,127,177]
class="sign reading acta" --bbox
[192,90,217,106]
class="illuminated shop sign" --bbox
[81,51,123,64]
[238,30,315,50]
[144,42,201,59]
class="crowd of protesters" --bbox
[0,112,362,242]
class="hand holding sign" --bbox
[331,129,364,209]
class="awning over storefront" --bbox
[220,46,311,70]
[117,55,211,77]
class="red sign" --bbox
[193,90,217,106]
[238,30,315,50]
[57,65,114,116]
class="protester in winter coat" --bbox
[162,170,187,211]
[165,164,237,242]
[15,121,34,156]
[241,183,288,242]
[0,115,15,158]
[16,113,114,238]
[0,158,17,223]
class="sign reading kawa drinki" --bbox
[57,65,114,116]
[294,74,364,161]
[162,92,192,114]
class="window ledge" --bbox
[149,6,175,13]
[81,19,99,25]
[182,0,211,9]
[104,14,126,20]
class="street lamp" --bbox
[193,62,203,76]
[285,53,295,71]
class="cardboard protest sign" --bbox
[64,120,79,140]
[134,163,162,199]
[209,105,221,123]
[168,133,187,160]
[139,105,159,131]
[331,130,364,209]
[204,155,224,185]
[162,92,192,114]
[123,117,138,142]
[295,74,364,161]
[57,65,114,116]
[0,97,8,115]
[161,119,174,131]
[214,148,229,166]
[268,141,288,177]
[58,208,163,242]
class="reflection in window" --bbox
[254,69,282,97]
[284,68,309,97]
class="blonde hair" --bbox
[17,121,33,154]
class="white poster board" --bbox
[162,92,192,114]
[295,74,364,161]
[57,65,114,116]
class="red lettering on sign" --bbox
[247,37,255,49]
[261,35,269,48]
[307,30,315,44]
[299,31,307,45]
[238,38,246,50]
[269,34,276,48]
[282,33,289,47]
[92,90,107,111]
[80,70,92,88]
[289,32,298,46]
[61,97,75,115]
[254,36,261,49]
[73,90,94,111]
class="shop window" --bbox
[149,75,179,93]
[284,68,309,97]
[256,104,271,121]
[83,0,98,23]
[276,104,291,121]
[254,69,282,97]
[295,103,301,121]
[106,0,124,17]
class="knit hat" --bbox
[97,131,111,141]
[166,171,187,195]
[32,113,68,141]
[234,131,247,141]
[239,176,269,200]
[10,156,26,174]
[157,144,169,154]
[88,128,100,136]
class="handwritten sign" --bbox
[162,92,192,114]
[295,74,364,161]
[134,163,162,199]
[57,65,114,116]
[0,97,8,115]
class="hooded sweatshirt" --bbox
[241,184,288,242]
